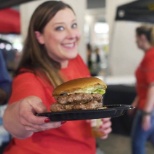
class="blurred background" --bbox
[0,0,154,153]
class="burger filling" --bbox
[51,93,103,112]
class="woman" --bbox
[3,1,111,154]
[131,25,154,154]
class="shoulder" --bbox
[141,48,154,68]
[146,47,154,55]
[70,54,90,76]
[12,72,39,93]
[13,68,52,89]
[10,71,47,103]
[70,55,88,70]
[13,71,37,83]
[144,48,154,59]
[71,54,86,64]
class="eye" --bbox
[72,23,78,29]
[55,26,64,31]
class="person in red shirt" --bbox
[131,25,154,154]
[3,1,112,154]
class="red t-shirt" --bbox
[4,55,96,154]
[135,48,154,109]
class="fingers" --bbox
[142,116,151,131]
[19,96,48,125]
[19,111,63,133]
[18,102,45,124]
[24,122,62,132]
[102,118,112,126]
[18,96,64,134]
[22,96,47,113]
[20,112,47,125]
[99,118,112,139]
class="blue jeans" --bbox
[131,110,154,154]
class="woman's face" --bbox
[35,8,81,67]
[136,34,144,50]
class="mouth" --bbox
[62,43,76,49]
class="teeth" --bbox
[64,43,74,48]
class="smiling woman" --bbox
[2,1,112,154]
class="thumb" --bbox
[25,96,47,114]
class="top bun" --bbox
[53,77,107,96]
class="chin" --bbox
[66,52,78,59]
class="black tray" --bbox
[37,104,135,121]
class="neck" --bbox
[143,43,152,52]
[60,60,69,68]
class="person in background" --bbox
[0,51,12,104]
[87,43,93,72]
[0,50,12,151]
[131,25,154,154]
[86,44,101,76]
[94,47,101,75]
[3,1,112,154]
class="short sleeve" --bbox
[143,51,154,84]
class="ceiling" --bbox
[0,0,37,9]
[0,0,105,34]
[87,0,105,9]
[0,0,105,10]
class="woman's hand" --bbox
[3,96,62,139]
[128,96,138,116]
[141,85,154,131]
[142,115,151,131]
[18,96,62,132]
[99,118,112,139]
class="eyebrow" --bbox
[52,19,77,26]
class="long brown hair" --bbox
[16,1,75,87]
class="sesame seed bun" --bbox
[53,77,107,96]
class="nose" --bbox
[66,28,77,39]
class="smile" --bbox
[63,43,75,48]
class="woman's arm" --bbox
[132,96,139,107]
[142,84,154,130]
[144,84,154,113]
[3,96,62,139]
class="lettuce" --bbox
[93,89,106,95]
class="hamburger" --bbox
[51,77,107,112]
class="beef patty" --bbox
[51,93,103,112]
